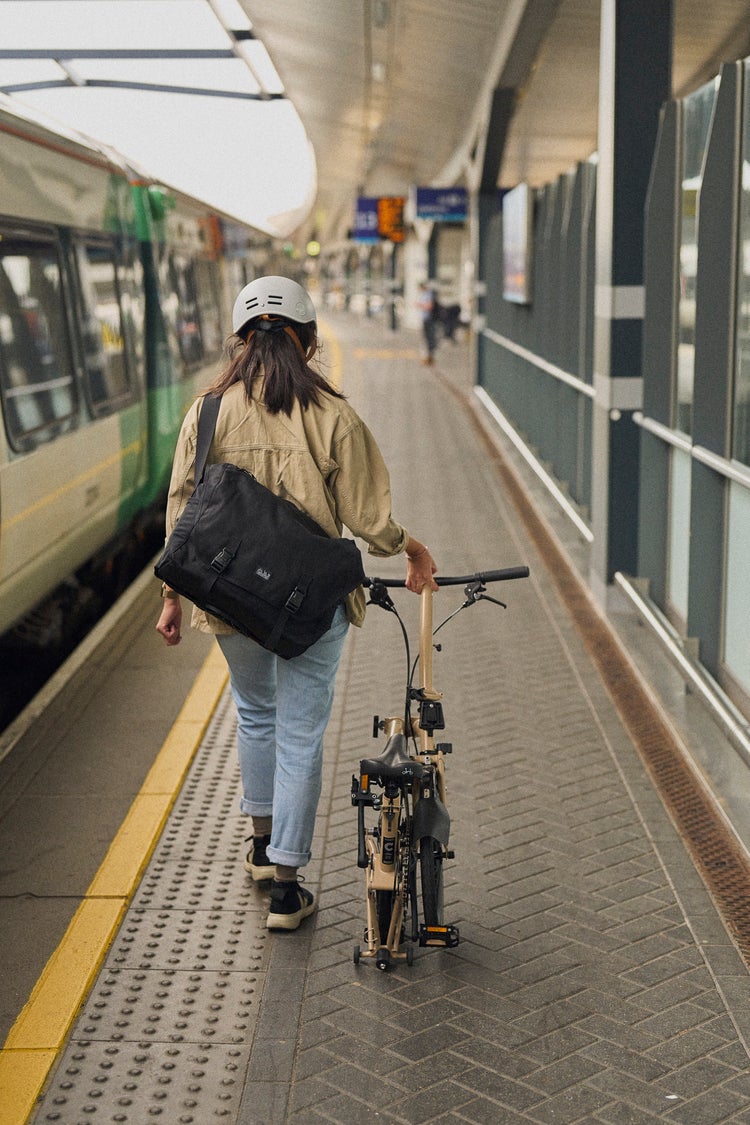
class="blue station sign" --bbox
[415,186,468,222]
[354,197,380,243]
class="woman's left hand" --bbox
[156,599,183,646]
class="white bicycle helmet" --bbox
[232,275,316,336]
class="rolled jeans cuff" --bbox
[266,845,311,869]
[239,796,273,817]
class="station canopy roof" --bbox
[0,0,317,239]
[5,1,750,251]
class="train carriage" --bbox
[0,99,267,650]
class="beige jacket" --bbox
[165,380,409,633]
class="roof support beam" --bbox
[0,78,281,100]
[480,86,516,195]
[0,49,236,59]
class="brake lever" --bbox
[477,593,507,609]
[462,581,506,610]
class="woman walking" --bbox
[156,276,436,930]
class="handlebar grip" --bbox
[365,566,529,589]
[454,567,529,585]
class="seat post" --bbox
[419,587,433,693]
[419,588,434,756]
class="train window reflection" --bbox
[0,232,78,452]
[73,240,134,415]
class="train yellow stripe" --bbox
[2,438,143,531]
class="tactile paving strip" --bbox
[75,967,261,1044]
[37,1041,249,1123]
[32,687,269,1123]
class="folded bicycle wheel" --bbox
[419,836,444,925]
[376,889,396,945]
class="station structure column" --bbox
[590,0,672,603]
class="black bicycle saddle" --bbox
[360,733,426,781]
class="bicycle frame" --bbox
[352,566,529,971]
[353,587,439,969]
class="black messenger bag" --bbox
[155,394,366,658]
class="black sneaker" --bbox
[244,835,275,881]
[266,879,316,931]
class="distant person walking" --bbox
[417,281,439,365]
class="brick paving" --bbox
[240,314,750,1124]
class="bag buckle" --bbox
[211,547,235,573]
[285,586,305,613]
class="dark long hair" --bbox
[205,318,345,415]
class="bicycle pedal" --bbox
[418,923,460,948]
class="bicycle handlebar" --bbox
[364,566,530,589]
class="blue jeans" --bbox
[216,605,349,869]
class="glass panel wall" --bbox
[724,481,750,697]
[676,79,718,436]
[667,447,691,620]
[667,80,717,629]
[725,62,750,702]
[733,60,750,466]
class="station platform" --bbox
[4,312,750,1124]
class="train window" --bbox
[168,251,205,369]
[0,230,78,452]
[193,257,223,358]
[118,240,146,389]
[167,252,223,371]
[72,239,135,416]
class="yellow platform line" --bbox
[353,347,420,360]
[0,644,228,1125]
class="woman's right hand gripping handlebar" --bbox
[405,537,438,593]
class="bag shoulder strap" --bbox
[195,393,222,484]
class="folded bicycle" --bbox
[351,566,529,971]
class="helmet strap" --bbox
[283,324,309,360]
[243,319,317,363]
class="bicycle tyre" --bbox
[419,836,444,925]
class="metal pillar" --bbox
[590,0,672,603]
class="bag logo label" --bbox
[255,567,271,581]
